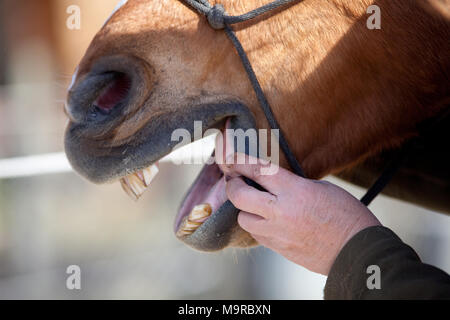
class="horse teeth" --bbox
[128,174,147,195]
[176,203,212,237]
[142,164,159,186]
[120,178,138,201]
[189,203,212,222]
[176,219,199,237]
[120,164,159,200]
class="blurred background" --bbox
[0,0,449,299]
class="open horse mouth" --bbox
[118,118,233,244]
[65,56,257,251]
[174,159,227,237]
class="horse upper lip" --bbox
[65,100,255,184]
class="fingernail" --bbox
[259,158,270,166]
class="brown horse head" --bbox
[65,0,450,251]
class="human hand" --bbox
[221,154,381,275]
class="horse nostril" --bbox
[66,55,150,124]
[93,72,132,114]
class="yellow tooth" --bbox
[176,203,212,237]
[119,164,159,200]
[184,220,202,229]
[120,178,138,201]
[189,203,212,222]
[177,229,193,236]
[126,174,147,198]
[135,170,146,185]
[176,219,200,236]
[142,164,159,186]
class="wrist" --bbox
[345,213,381,249]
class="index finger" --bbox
[225,153,301,195]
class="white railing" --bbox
[0,135,215,179]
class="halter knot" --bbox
[207,4,226,29]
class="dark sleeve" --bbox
[324,226,450,299]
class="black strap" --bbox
[223,26,305,178]
[360,106,450,205]
[360,151,406,206]
[184,0,301,29]
[183,0,305,178]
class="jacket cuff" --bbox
[324,226,405,299]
